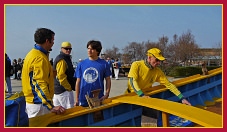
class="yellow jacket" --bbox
[126,60,183,99]
[55,60,72,91]
[22,48,54,110]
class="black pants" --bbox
[112,66,115,78]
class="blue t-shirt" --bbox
[74,58,111,106]
[107,60,112,68]
[117,61,121,68]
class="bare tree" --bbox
[122,42,146,64]
[168,30,199,66]
[104,45,120,60]
[158,35,169,57]
[105,30,202,67]
[144,41,159,51]
[211,42,222,66]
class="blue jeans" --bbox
[5,77,12,94]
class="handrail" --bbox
[112,96,222,127]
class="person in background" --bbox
[22,28,65,118]
[74,40,112,107]
[5,53,13,95]
[53,42,76,109]
[17,58,23,80]
[12,59,18,79]
[124,48,191,120]
[113,58,121,80]
[111,58,115,78]
[201,63,208,75]
[106,57,113,78]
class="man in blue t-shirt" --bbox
[74,40,112,107]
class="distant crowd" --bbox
[5,55,24,95]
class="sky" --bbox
[5,5,222,62]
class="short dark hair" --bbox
[34,28,55,44]
[87,40,102,56]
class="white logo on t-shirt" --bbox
[83,67,98,83]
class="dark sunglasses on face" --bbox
[155,58,160,62]
[152,54,160,62]
[63,47,72,51]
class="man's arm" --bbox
[163,81,191,105]
[74,78,81,106]
[105,76,111,96]
[157,69,191,105]
[129,77,145,97]
[100,76,111,101]
[56,60,72,91]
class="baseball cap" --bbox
[147,48,165,61]
[61,42,72,48]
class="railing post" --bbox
[162,112,170,127]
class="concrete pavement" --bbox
[7,76,130,98]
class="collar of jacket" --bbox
[59,51,71,58]
[34,44,48,55]
[144,59,154,69]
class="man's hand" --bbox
[181,99,191,106]
[100,94,109,101]
[74,101,79,106]
[51,106,66,114]
[142,95,150,98]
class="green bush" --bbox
[167,66,221,77]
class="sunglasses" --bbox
[152,54,160,62]
[63,47,72,51]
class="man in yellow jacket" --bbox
[22,28,65,118]
[125,48,191,119]
[53,42,76,109]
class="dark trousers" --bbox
[112,66,115,78]
[14,72,18,79]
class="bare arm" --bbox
[74,78,81,106]
[100,76,111,101]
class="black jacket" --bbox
[5,58,11,77]
[53,52,76,94]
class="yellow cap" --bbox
[61,42,72,48]
[147,48,165,61]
